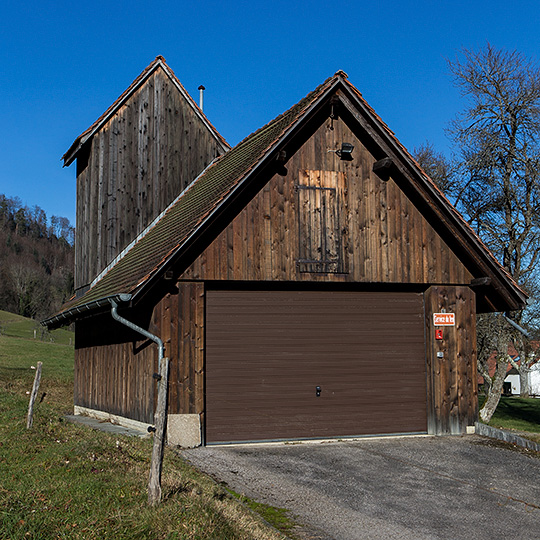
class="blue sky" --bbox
[1,0,540,225]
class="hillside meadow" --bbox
[0,310,290,540]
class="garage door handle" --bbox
[316,386,321,397]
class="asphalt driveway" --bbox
[183,435,540,540]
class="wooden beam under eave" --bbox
[469,277,491,287]
[337,89,527,313]
[372,157,394,181]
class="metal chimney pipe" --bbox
[198,85,205,111]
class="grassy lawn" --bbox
[487,396,540,444]
[0,313,286,540]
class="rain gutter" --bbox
[41,293,134,329]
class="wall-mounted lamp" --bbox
[328,142,354,161]
[337,142,354,159]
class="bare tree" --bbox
[476,314,514,421]
[448,44,540,415]
[9,262,43,318]
[413,142,458,196]
[0,193,75,319]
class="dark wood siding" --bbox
[158,282,205,416]
[181,117,473,286]
[72,90,482,440]
[205,290,427,443]
[75,67,226,292]
[424,286,478,435]
[74,282,206,423]
[74,314,158,424]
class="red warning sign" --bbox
[433,313,455,326]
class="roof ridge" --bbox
[62,56,229,166]
[233,71,342,148]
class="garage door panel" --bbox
[206,290,427,443]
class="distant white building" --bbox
[530,363,540,396]
[505,362,540,396]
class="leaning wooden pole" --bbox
[148,356,170,506]
[26,361,43,429]
[109,298,169,506]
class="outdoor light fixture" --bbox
[336,142,354,159]
[328,142,354,160]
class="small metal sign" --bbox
[433,313,455,326]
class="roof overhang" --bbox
[44,71,527,328]
[334,82,527,312]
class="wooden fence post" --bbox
[148,356,170,506]
[26,361,43,429]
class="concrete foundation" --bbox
[72,407,202,448]
[167,414,202,448]
[73,406,150,435]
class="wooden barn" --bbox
[44,58,527,446]
[63,56,229,297]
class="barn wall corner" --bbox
[424,286,478,436]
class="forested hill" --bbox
[0,194,74,321]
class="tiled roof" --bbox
[44,68,527,327]
[62,56,229,166]
[56,71,344,315]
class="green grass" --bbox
[487,396,540,444]
[0,335,74,383]
[0,310,284,540]
[226,489,298,539]
[0,309,74,345]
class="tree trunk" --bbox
[519,368,530,398]
[479,355,507,423]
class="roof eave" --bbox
[41,293,132,329]
[337,83,527,312]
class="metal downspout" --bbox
[109,296,168,505]
[503,314,531,339]
[110,297,164,360]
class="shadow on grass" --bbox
[162,483,193,501]
[0,366,32,373]
[0,366,35,384]
[496,398,540,426]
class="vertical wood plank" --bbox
[75,65,227,291]
[194,283,205,415]
[262,183,272,279]
[424,286,478,435]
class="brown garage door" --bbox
[205,290,427,443]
